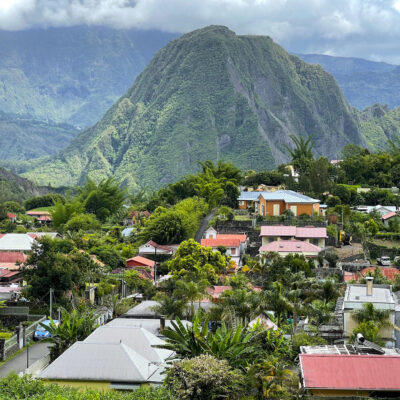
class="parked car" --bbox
[33,319,59,341]
[377,256,391,266]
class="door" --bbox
[273,204,280,216]
[290,205,297,216]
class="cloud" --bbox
[1,0,400,63]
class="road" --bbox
[0,342,50,377]
[194,209,217,242]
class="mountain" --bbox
[19,26,365,189]
[0,26,178,128]
[0,111,78,160]
[358,104,400,151]
[0,166,54,203]
[297,54,400,109]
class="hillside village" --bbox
[1,139,400,398]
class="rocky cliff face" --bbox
[21,26,366,189]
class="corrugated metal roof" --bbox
[216,234,247,243]
[0,234,34,251]
[40,341,161,383]
[260,225,326,238]
[201,238,241,247]
[126,256,155,268]
[238,191,261,201]
[84,325,172,363]
[382,211,397,220]
[260,240,321,253]
[300,354,400,390]
[259,190,320,204]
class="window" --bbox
[231,248,236,255]
[313,239,319,246]
[269,237,274,243]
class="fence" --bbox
[1,315,46,361]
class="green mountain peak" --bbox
[21,26,366,189]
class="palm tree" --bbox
[285,134,314,174]
[263,282,293,328]
[306,299,335,327]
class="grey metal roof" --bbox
[84,325,172,363]
[259,190,320,204]
[0,234,34,251]
[123,300,161,317]
[106,318,191,336]
[40,341,163,383]
[238,191,262,201]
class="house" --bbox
[356,205,397,215]
[299,352,400,397]
[138,241,178,256]
[382,211,400,227]
[201,233,247,265]
[260,225,327,248]
[0,269,22,285]
[259,240,321,263]
[40,320,175,390]
[7,213,16,223]
[126,256,155,280]
[319,204,328,216]
[40,338,167,390]
[0,252,27,270]
[107,317,191,337]
[338,278,396,346]
[238,191,262,211]
[256,190,320,217]
[26,210,52,221]
[36,215,52,224]
[0,233,59,252]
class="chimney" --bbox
[366,276,374,296]
[160,315,166,332]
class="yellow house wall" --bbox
[344,312,394,338]
[239,200,247,210]
[266,200,286,216]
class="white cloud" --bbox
[0,0,400,63]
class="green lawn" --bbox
[28,206,55,212]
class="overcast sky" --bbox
[1,0,400,64]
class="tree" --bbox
[306,299,335,327]
[78,177,125,222]
[51,199,84,229]
[285,134,314,174]
[43,308,98,361]
[22,237,82,304]
[165,354,244,400]
[64,213,101,232]
[262,282,292,328]
[168,239,226,283]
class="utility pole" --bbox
[49,288,54,319]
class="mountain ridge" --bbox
[18,25,366,189]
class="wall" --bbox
[344,311,394,340]
[287,203,315,216]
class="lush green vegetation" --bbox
[18,25,362,189]
[0,374,170,400]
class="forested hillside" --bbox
[298,53,400,109]
[19,26,365,189]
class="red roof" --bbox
[126,256,155,268]
[382,211,397,220]
[260,225,296,237]
[260,225,326,238]
[37,216,52,221]
[201,238,241,248]
[300,354,400,391]
[0,252,27,263]
[206,286,232,299]
[344,271,359,282]
[26,211,51,216]
[146,240,174,252]
[0,269,20,278]
[260,240,321,253]
[361,267,400,281]
[7,213,16,219]
[215,234,247,243]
